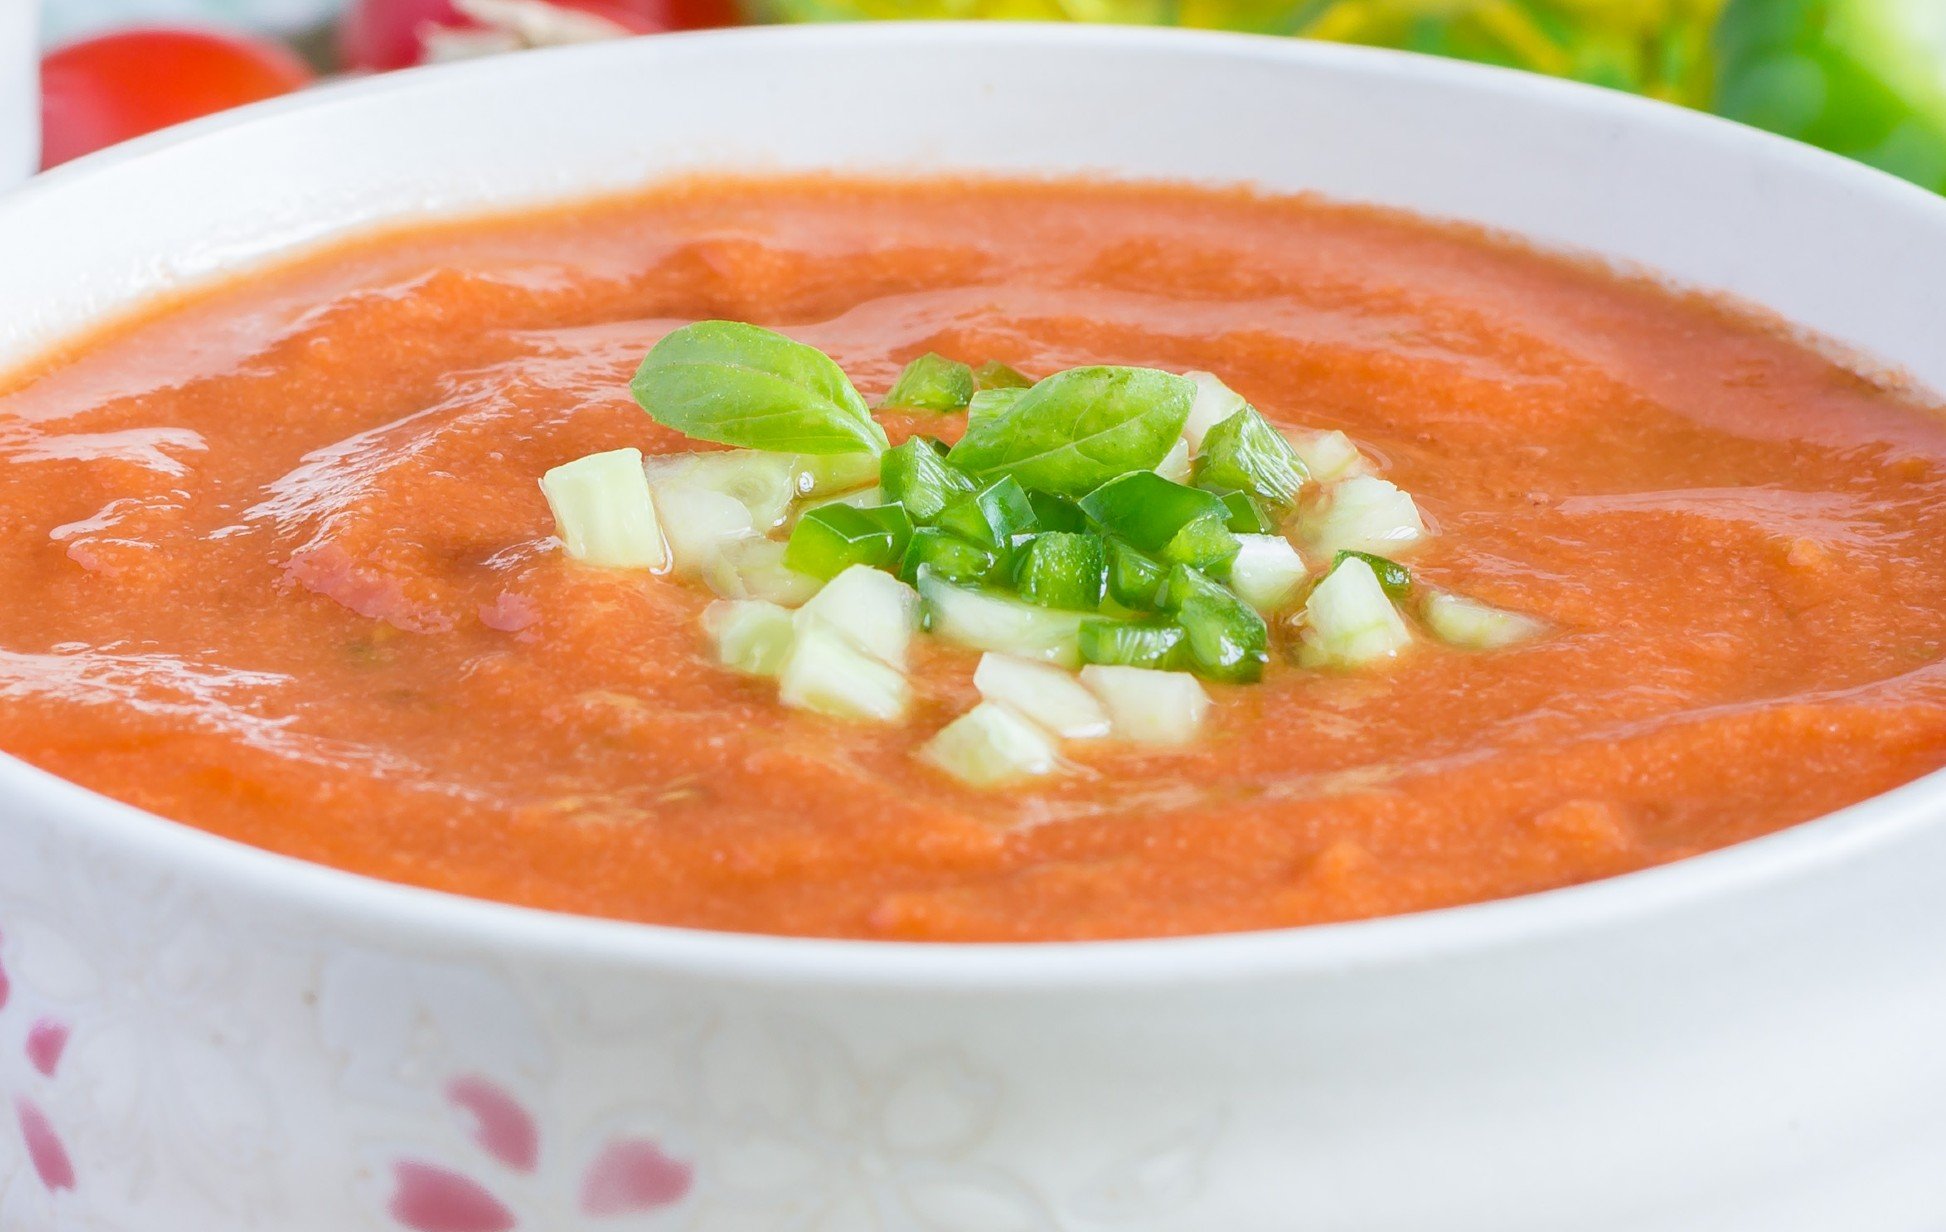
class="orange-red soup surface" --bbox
[3,178,1944,941]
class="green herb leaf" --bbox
[947,367,1195,496]
[631,321,888,456]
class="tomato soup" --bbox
[3,177,1944,941]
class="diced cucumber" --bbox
[921,701,1060,787]
[1334,550,1412,599]
[1079,619,1188,671]
[918,569,1091,667]
[644,450,797,531]
[793,452,883,498]
[799,485,886,515]
[1281,428,1367,483]
[1079,665,1212,746]
[1228,535,1308,615]
[880,352,975,412]
[1079,472,1239,573]
[973,360,1033,390]
[880,437,976,522]
[1027,491,1088,534]
[1158,564,1269,684]
[778,621,910,722]
[540,447,669,571]
[649,482,752,574]
[900,528,999,585]
[1013,532,1107,612]
[1105,539,1169,610]
[937,477,1036,556]
[973,653,1111,739]
[1155,437,1193,484]
[702,599,795,677]
[1217,490,1279,535]
[1300,476,1426,559]
[702,535,822,607]
[795,564,919,670]
[785,504,906,580]
[1297,555,1413,669]
[1423,591,1547,650]
[966,387,1025,429]
[1180,371,1249,452]
[1195,407,1308,506]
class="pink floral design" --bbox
[14,1099,74,1192]
[25,1020,70,1079]
[389,1161,515,1232]
[578,1139,692,1217]
[385,1075,694,1232]
[0,926,80,1211]
[447,1077,539,1173]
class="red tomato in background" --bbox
[339,0,737,72]
[40,28,315,170]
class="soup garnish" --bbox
[541,321,1543,784]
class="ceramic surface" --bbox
[1,26,1945,1232]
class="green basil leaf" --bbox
[946,366,1195,496]
[630,320,888,456]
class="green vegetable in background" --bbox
[1714,0,1946,194]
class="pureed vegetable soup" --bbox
[3,177,1945,941]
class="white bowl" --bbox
[3,26,1946,1232]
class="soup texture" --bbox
[2,178,1944,941]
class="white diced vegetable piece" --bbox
[1154,438,1193,484]
[540,447,668,570]
[1423,591,1547,650]
[703,536,821,608]
[702,599,795,677]
[795,564,919,670]
[778,622,910,722]
[1281,428,1367,483]
[1302,476,1426,558]
[794,452,882,498]
[650,483,754,573]
[918,571,1090,668]
[802,485,884,513]
[1078,665,1211,746]
[675,451,798,531]
[1297,556,1413,668]
[973,654,1111,740]
[921,702,1061,787]
[1181,371,1248,452]
[1228,534,1309,615]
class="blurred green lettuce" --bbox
[1714,0,1946,193]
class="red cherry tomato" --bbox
[339,0,464,72]
[40,28,315,170]
[338,0,736,73]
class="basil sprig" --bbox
[631,321,888,456]
[946,366,1195,497]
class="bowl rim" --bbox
[6,21,1945,989]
